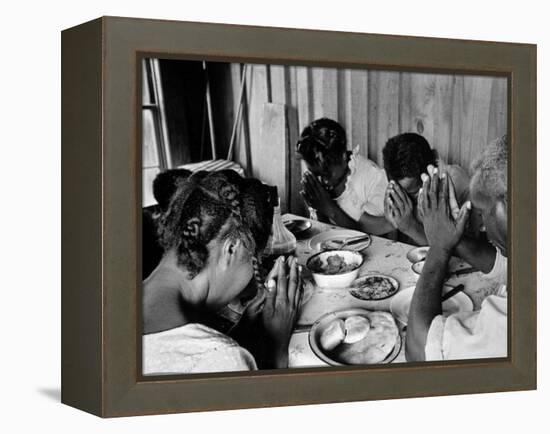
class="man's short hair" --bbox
[382,133,436,181]
[470,136,507,205]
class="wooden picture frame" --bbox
[61,16,536,417]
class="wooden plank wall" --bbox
[227,65,507,215]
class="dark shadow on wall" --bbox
[158,59,235,166]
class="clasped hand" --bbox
[245,256,302,349]
[300,171,334,214]
[419,166,471,253]
[384,181,415,231]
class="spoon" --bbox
[442,284,465,302]
[325,235,371,250]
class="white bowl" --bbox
[306,250,363,288]
[406,246,429,263]
[411,260,425,275]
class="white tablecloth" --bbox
[284,214,502,367]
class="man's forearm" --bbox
[325,202,393,235]
[400,219,428,246]
[405,246,449,361]
[315,211,330,224]
[357,214,394,235]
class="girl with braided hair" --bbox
[297,118,393,236]
[142,170,302,374]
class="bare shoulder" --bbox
[446,164,470,197]
[446,163,469,179]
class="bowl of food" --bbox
[349,274,399,301]
[406,246,429,264]
[309,308,401,366]
[306,250,364,288]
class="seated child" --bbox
[383,132,501,276]
[382,132,472,246]
[296,118,393,235]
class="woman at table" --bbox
[405,136,508,361]
[142,170,302,374]
[297,118,394,236]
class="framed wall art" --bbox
[61,16,536,417]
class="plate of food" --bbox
[309,308,401,366]
[390,286,474,326]
[283,218,312,236]
[306,250,364,288]
[349,274,399,301]
[309,229,371,252]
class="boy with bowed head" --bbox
[382,132,472,246]
[383,132,502,277]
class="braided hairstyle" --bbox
[157,170,275,282]
[152,168,193,211]
[240,178,277,293]
[296,118,348,170]
[383,133,437,181]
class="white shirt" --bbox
[143,323,257,375]
[334,147,388,220]
[425,286,507,361]
[484,248,507,286]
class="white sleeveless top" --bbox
[143,323,257,375]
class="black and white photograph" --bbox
[2,0,546,426]
[140,58,508,375]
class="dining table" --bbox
[283,213,503,368]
